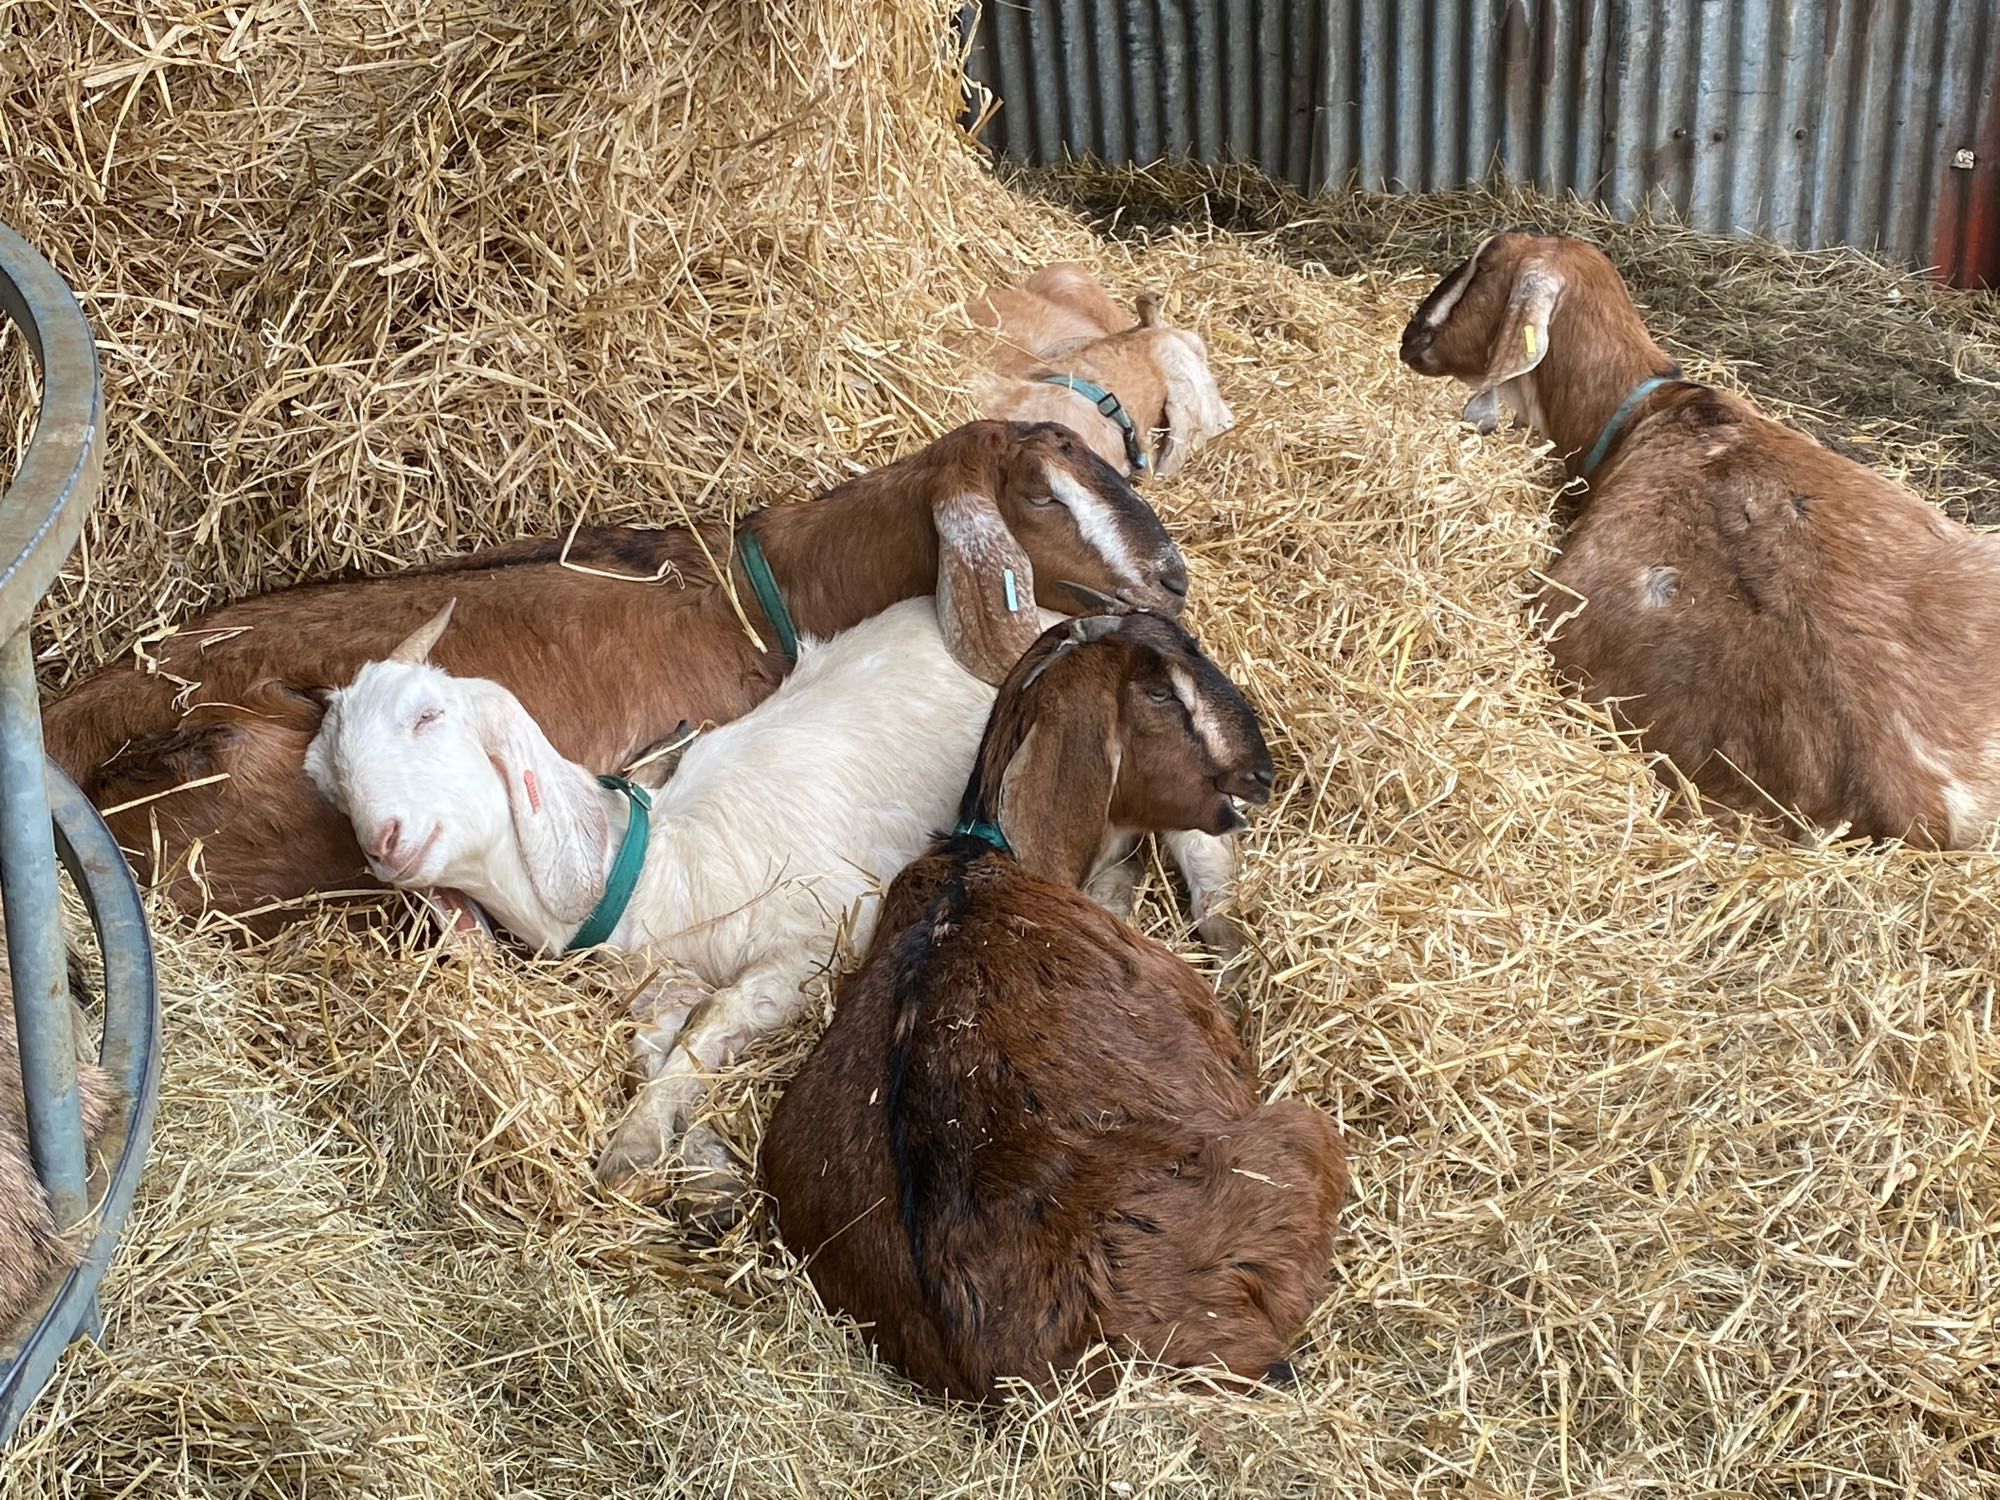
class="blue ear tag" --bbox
[1003,568,1019,612]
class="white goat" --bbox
[307,584,1076,1206]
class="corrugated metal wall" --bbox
[963,1,2000,287]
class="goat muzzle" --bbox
[1222,763,1275,804]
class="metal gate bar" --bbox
[0,219,160,1446]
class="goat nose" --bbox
[1251,765,1275,789]
[1160,560,1189,597]
[366,819,401,862]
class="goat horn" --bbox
[1057,580,1128,614]
[1068,614,1124,644]
[390,598,457,664]
[1021,613,1123,690]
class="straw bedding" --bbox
[2,2,1996,1495]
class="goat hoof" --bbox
[595,1129,671,1198]
[1196,912,1245,963]
[425,890,496,957]
[675,1170,750,1238]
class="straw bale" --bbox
[1,2,1996,1496]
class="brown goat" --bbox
[963,264,1235,480]
[764,611,1347,1400]
[47,422,1190,933]
[1401,230,2000,847]
[1,943,115,1329]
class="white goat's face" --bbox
[305,661,514,890]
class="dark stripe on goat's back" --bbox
[884,854,980,1326]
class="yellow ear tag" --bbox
[1524,325,1539,358]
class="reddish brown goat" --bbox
[47,422,1191,933]
[1401,230,2000,847]
[1,948,115,1328]
[764,611,1347,1400]
[963,264,1235,480]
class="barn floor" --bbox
[2,4,1997,1497]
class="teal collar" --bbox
[952,816,1012,857]
[1581,376,1678,478]
[567,775,652,952]
[1037,374,1150,476]
[737,527,799,664]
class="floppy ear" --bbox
[1154,333,1234,479]
[933,488,1041,685]
[995,691,1123,886]
[1462,264,1560,434]
[465,683,610,932]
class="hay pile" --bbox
[3,2,1997,1495]
[1029,159,2000,527]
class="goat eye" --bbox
[413,707,442,732]
[1147,686,1175,705]
[1029,490,1059,508]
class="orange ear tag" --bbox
[523,768,543,814]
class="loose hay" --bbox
[2,2,1997,1496]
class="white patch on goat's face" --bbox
[1168,662,1228,764]
[1424,234,1496,329]
[308,660,512,889]
[1046,461,1141,587]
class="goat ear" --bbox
[996,700,1123,886]
[1154,334,1234,479]
[934,489,1041,685]
[467,685,609,931]
[391,598,458,664]
[1134,291,1164,328]
[1464,264,1560,433]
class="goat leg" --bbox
[1162,829,1251,991]
[1083,830,1143,920]
[596,956,809,1217]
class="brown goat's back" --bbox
[766,850,1346,1399]
[45,523,783,928]
[1543,385,2000,844]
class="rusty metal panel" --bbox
[961,0,2000,285]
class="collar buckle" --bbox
[1036,373,1150,477]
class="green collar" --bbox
[1581,374,1682,478]
[737,526,799,664]
[567,775,652,952]
[952,816,1012,857]
[1036,374,1150,476]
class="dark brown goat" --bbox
[47,422,1190,932]
[764,611,1347,1400]
[1401,230,2000,847]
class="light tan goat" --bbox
[963,263,1235,481]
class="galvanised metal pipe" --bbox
[0,626,84,1231]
